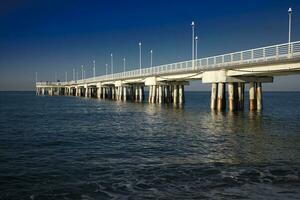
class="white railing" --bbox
[37,41,300,86]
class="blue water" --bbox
[0,91,300,199]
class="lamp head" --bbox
[288,7,292,13]
[191,21,195,26]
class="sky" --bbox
[0,0,299,91]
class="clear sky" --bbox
[0,0,299,91]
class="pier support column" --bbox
[123,87,127,101]
[97,87,101,99]
[151,85,156,103]
[135,86,139,101]
[210,83,218,110]
[256,82,263,111]
[178,85,184,104]
[173,85,178,104]
[228,83,238,111]
[249,82,256,111]
[148,86,152,103]
[139,86,144,102]
[238,83,245,110]
[217,83,226,111]
[158,85,163,104]
[112,87,115,100]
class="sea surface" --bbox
[0,91,300,200]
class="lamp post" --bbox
[191,21,195,69]
[81,65,84,80]
[288,7,292,55]
[195,36,198,61]
[139,42,142,74]
[106,64,108,77]
[73,68,75,81]
[111,53,113,74]
[65,71,68,82]
[93,60,96,78]
[288,7,292,44]
[123,57,126,73]
[150,49,153,67]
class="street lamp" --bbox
[288,7,292,44]
[105,63,108,77]
[110,53,113,74]
[93,60,96,78]
[81,65,84,80]
[73,68,75,81]
[150,49,153,67]
[123,57,126,72]
[191,21,195,69]
[65,71,68,82]
[139,42,142,74]
[195,36,198,61]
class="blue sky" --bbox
[0,0,299,91]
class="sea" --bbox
[0,91,300,200]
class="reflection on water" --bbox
[0,91,300,199]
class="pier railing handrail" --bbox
[37,40,300,86]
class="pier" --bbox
[36,41,300,111]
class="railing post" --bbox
[251,49,254,60]
[276,45,279,59]
[263,48,266,59]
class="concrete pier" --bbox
[238,83,245,110]
[249,82,256,111]
[210,83,218,110]
[256,82,263,111]
[228,83,239,111]
[217,83,226,111]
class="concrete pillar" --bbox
[85,87,88,98]
[217,83,226,111]
[42,88,45,95]
[238,83,245,110]
[112,87,115,100]
[139,86,144,102]
[173,85,178,104]
[210,83,218,110]
[179,85,184,104]
[135,86,139,101]
[155,86,159,103]
[151,85,156,103]
[158,85,163,104]
[228,83,238,111]
[123,87,127,101]
[102,87,106,99]
[148,86,152,103]
[249,82,256,111]
[256,82,263,111]
[97,87,101,98]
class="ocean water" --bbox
[0,91,300,200]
